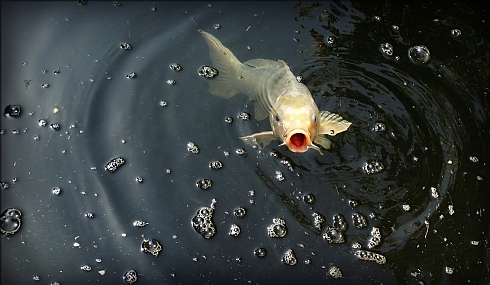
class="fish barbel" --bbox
[198,29,351,154]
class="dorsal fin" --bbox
[244,58,285,68]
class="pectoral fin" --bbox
[313,135,332,150]
[240,131,277,149]
[318,111,352,136]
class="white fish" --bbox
[198,30,351,154]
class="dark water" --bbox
[1,1,489,284]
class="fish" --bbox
[198,29,352,154]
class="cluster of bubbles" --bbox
[209,160,223,170]
[196,178,212,190]
[234,207,247,218]
[104,157,125,172]
[123,269,138,284]
[312,212,326,230]
[267,218,288,238]
[323,214,348,244]
[126,72,137,79]
[132,220,148,227]
[328,266,343,279]
[4,105,21,118]
[372,122,386,132]
[224,116,233,123]
[187,142,200,154]
[237,112,251,121]
[281,249,297,266]
[198,66,219,78]
[367,227,382,249]
[354,249,386,265]
[362,160,385,175]
[120,43,132,50]
[141,238,163,257]
[169,63,182,72]
[0,208,22,236]
[352,212,368,229]
[191,199,217,239]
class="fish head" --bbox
[271,105,320,153]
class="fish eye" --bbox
[275,114,280,122]
[312,114,317,122]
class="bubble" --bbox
[123,269,138,284]
[450,29,461,38]
[85,212,94,219]
[167,63,182,72]
[328,266,343,279]
[38,119,47,127]
[304,259,312,265]
[236,148,247,155]
[392,25,399,31]
[50,123,61,130]
[333,214,348,232]
[275,171,285,181]
[214,24,221,29]
[229,224,241,237]
[151,7,157,12]
[282,249,297,266]
[254,247,267,258]
[187,142,200,154]
[327,36,335,44]
[141,238,163,257]
[293,37,300,43]
[104,157,125,172]
[4,105,21,118]
[135,177,143,183]
[42,83,49,88]
[234,207,247,218]
[352,212,368,228]
[323,227,345,244]
[53,69,60,74]
[373,15,381,22]
[296,75,303,83]
[267,218,287,238]
[52,187,61,195]
[224,117,233,123]
[408,45,431,65]
[81,265,92,271]
[191,199,217,239]
[237,112,251,121]
[312,212,326,230]
[372,122,386,132]
[196,179,212,190]
[209,161,223,170]
[198,65,219,78]
[0,181,10,190]
[1,208,22,236]
[159,101,168,107]
[166,79,176,85]
[380,43,394,56]
[303,194,315,204]
[362,160,385,175]
[119,42,132,50]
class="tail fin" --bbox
[198,29,240,99]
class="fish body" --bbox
[198,30,351,154]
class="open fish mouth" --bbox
[285,129,312,153]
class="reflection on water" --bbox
[1,1,488,284]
